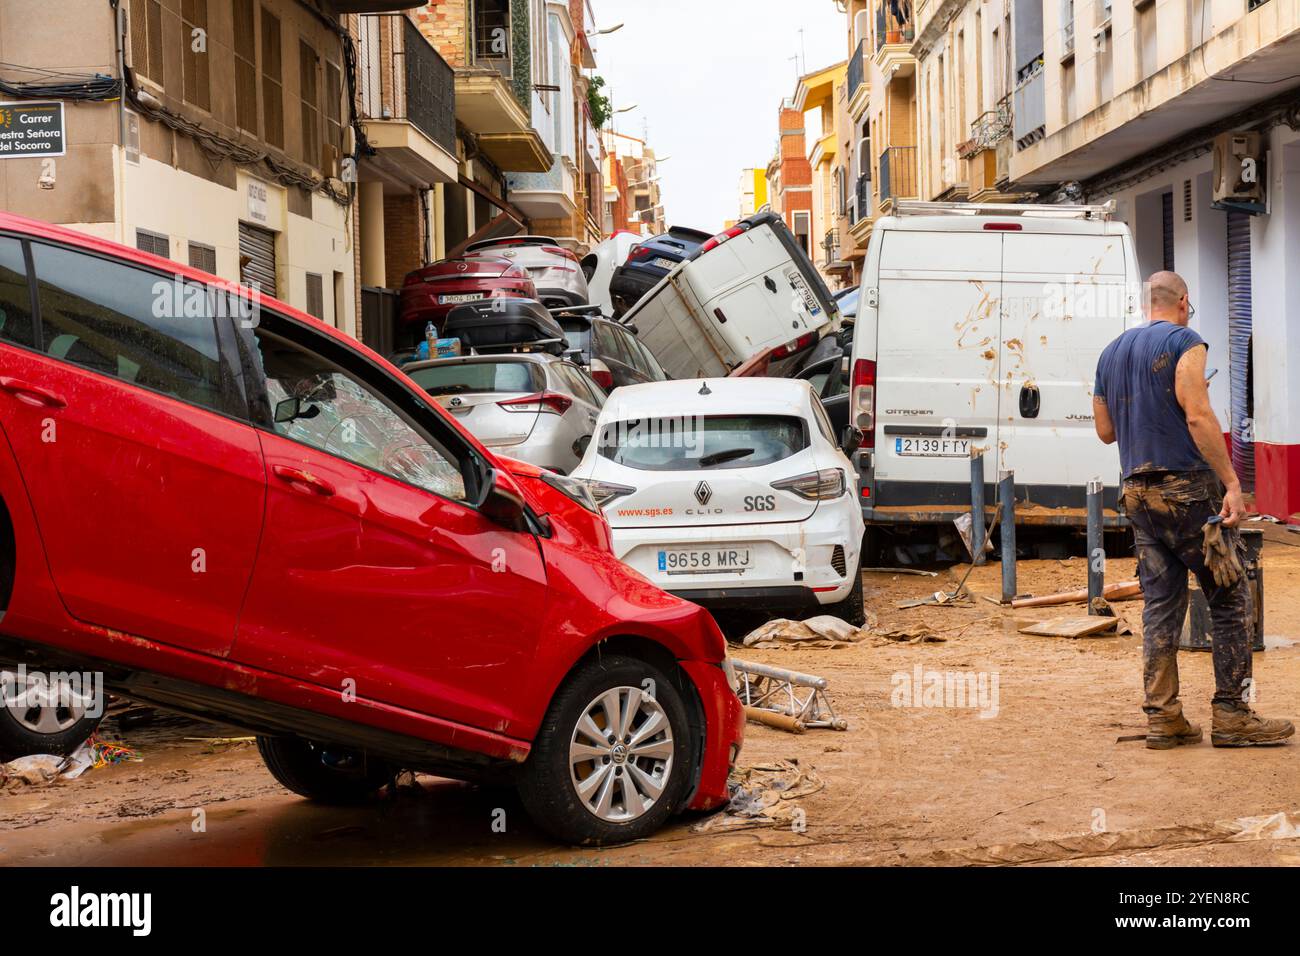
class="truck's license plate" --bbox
[895,437,971,458]
[658,547,752,574]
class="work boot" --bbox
[1211,704,1296,747]
[1146,714,1203,750]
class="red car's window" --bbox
[0,237,36,349]
[251,327,469,502]
[30,243,229,415]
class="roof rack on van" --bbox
[892,200,1115,220]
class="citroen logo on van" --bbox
[694,481,713,506]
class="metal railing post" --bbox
[1087,478,1104,613]
[1000,470,1016,603]
[970,451,986,566]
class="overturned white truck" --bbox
[620,211,842,381]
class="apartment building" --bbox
[767,102,816,259]
[1004,0,1300,519]
[0,0,364,334]
[603,130,666,236]
[912,0,1030,202]
[794,61,852,287]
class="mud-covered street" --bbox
[5,529,1298,868]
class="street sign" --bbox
[0,101,66,158]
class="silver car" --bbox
[462,236,590,309]
[404,354,607,474]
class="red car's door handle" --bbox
[0,377,67,409]
[272,465,336,497]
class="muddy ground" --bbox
[3,527,1300,867]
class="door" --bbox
[238,222,277,298]
[231,317,549,729]
[0,237,264,655]
[872,229,1003,501]
[997,230,1126,496]
[1226,210,1254,488]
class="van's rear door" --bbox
[873,229,1003,500]
[997,230,1126,496]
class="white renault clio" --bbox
[571,378,866,624]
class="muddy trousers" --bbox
[1121,471,1253,724]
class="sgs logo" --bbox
[744,495,777,512]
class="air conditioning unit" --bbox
[1212,131,1266,213]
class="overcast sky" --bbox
[590,0,847,231]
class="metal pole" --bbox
[1000,470,1016,603]
[1087,478,1104,613]
[970,451,986,565]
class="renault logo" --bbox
[694,481,712,506]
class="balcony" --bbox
[356,14,458,186]
[1061,20,1076,61]
[452,0,550,172]
[878,146,917,210]
[1012,61,1046,149]
[874,2,916,80]
[847,38,869,118]
[507,155,578,221]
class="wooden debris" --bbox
[1019,616,1120,638]
[1010,579,1141,609]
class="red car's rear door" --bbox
[0,235,264,657]
[230,315,549,729]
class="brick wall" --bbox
[413,0,467,66]
[384,193,424,286]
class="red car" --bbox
[398,256,536,345]
[0,213,742,845]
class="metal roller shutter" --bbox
[1226,210,1254,488]
[238,222,277,299]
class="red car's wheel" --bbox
[518,655,694,845]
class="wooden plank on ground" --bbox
[1019,616,1119,638]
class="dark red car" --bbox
[398,256,536,345]
[0,213,743,845]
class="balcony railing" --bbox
[1062,20,1075,58]
[851,172,871,224]
[847,38,865,100]
[471,0,513,78]
[878,146,917,204]
[402,17,455,154]
[357,15,456,155]
[960,93,1013,158]
[1013,60,1046,149]
[875,0,914,51]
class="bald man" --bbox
[1094,271,1292,749]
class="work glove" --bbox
[1202,518,1244,589]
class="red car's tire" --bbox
[257,736,392,805]
[518,654,695,846]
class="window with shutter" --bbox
[262,8,284,149]
[181,0,210,110]
[306,273,324,319]
[129,0,165,86]
[188,242,218,275]
[300,40,321,167]
[136,229,171,260]
[234,0,258,133]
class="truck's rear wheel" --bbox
[256,736,392,805]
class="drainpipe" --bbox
[113,0,128,245]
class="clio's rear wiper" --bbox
[699,447,754,468]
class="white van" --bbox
[849,201,1140,528]
[621,211,840,380]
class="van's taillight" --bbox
[851,358,877,448]
[499,391,573,415]
[699,223,750,254]
[983,222,1022,231]
[771,332,817,359]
